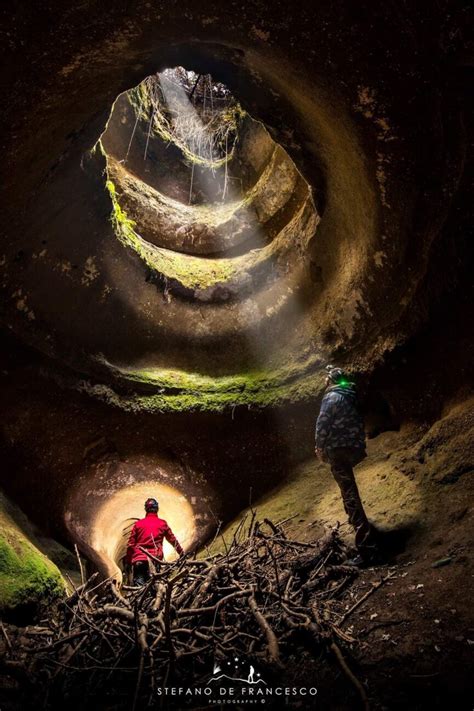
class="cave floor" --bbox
[210,395,474,709]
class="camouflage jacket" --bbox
[315,384,366,451]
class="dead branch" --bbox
[248,593,282,666]
[330,641,370,711]
[339,570,397,625]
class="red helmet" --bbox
[144,498,159,512]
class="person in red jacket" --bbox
[126,497,184,585]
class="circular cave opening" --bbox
[87,64,322,387]
[58,61,330,414]
[62,452,213,586]
[99,65,319,260]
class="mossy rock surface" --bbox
[0,493,65,619]
[84,355,326,413]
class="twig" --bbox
[248,593,282,666]
[132,612,149,711]
[339,571,397,625]
[1,621,12,651]
[330,641,370,711]
[177,589,251,617]
[74,544,85,586]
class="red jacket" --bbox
[126,513,184,565]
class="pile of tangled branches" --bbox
[0,517,380,710]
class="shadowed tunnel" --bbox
[0,2,473,709]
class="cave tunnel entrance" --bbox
[90,480,196,582]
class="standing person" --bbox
[315,365,380,565]
[126,498,184,585]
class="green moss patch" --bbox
[105,169,314,292]
[82,355,326,413]
[0,494,65,616]
[106,177,238,289]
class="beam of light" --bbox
[155,70,322,489]
[157,70,231,204]
[159,69,318,342]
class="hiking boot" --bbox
[346,549,387,568]
[345,554,366,568]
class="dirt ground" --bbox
[210,395,474,709]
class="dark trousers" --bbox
[327,447,378,558]
[132,561,150,586]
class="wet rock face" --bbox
[0,3,470,577]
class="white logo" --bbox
[208,658,267,686]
